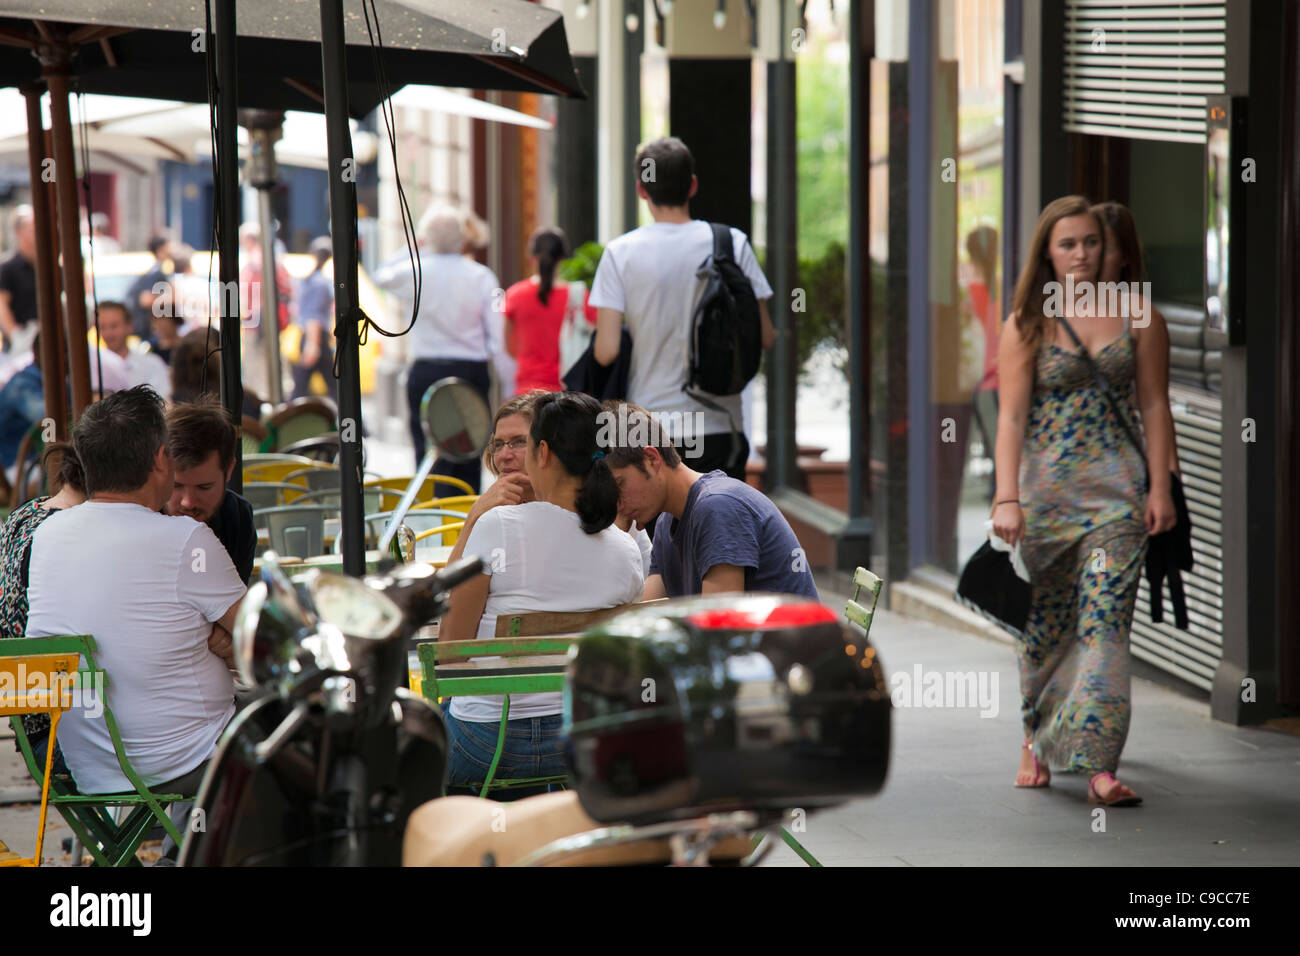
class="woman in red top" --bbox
[504,228,596,395]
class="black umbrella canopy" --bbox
[0,0,586,113]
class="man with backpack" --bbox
[589,137,775,481]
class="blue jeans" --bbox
[25,727,70,777]
[406,358,490,490]
[443,708,566,794]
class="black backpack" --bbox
[685,223,762,397]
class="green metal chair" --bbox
[0,635,195,867]
[751,568,885,868]
[418,635,578,799]
[845,566,884,637]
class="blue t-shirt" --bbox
[296,270,333,327]
[648,471,819,600]
[0,363,43,468]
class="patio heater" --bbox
[242,108,287,405]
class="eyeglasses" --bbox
[490,437,528,455]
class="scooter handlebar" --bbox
[433,556,484,595]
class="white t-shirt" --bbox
[25,502,247,794]
[588,220,773,437]
[449,501,644,723]
[122,346,172,400]
[371,252,504,367]
[631,525,653,579]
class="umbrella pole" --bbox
[22,84,67,447]
[215,0,244,489]
[39,60,92,419]
[319,0,365,576]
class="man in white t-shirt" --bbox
[588,136,775,481]
[26,385,246,804]
[94,300,171,400]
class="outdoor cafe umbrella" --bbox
[0,0,585,575]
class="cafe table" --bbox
[252,545,455,577]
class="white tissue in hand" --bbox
[984,519,1030,583]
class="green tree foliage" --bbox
[796,49,849,261]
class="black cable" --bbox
[201,0,223,397]
[360,0,423,352]
[74,88,103,399]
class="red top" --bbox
[504,279,597,395]
[968,280,1000,392]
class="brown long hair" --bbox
[1091,201,1145,284]
[1011,195,1105,351]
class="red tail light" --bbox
[687,602,838,630]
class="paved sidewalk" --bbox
[757,589,1300,866]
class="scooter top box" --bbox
[564,592,892,826]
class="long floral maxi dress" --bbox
[1017,325,1149,775]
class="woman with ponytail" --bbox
[503,227,597,395]
[438,390,644,792]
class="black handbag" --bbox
[956,540,1032,637]
[1056,316,1195,629]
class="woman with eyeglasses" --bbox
[447,391,652,575]
[438,391,645,795]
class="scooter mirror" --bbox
[421,377,492,463]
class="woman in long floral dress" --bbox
[991,196,1178,806]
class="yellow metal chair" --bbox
[0,648,76,867]
[367,474,476,502]
[410,496,478,544]
[243,460,332,486]
[412,521,466,550]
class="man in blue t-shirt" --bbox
[602,401,818,600]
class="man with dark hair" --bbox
[166,399,256,583]
[26,385,246,806]
[96,299,171,399]
[602,401,818,601]
[0,205,38,352]
[589,137,776,481]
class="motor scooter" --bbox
[178,553,484,866]
[181,377,493,866]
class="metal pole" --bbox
[765,3,797,493]
[22,84,67,443]
[320,0,365,576]
[38,57,91,418]
[838,0,874,570]
[215,0,244,491]
[257,188,284,404]
[907,0,934,571]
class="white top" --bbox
[87,347,131,395]
[122,345,172,400]
[371,252,505,366]
[588,220,773,437]
[26,502,247,794]
[449,501,644,723]
[631,525,653,579]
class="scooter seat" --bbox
[402,792,753,867]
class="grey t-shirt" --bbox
[648,471,819,600]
